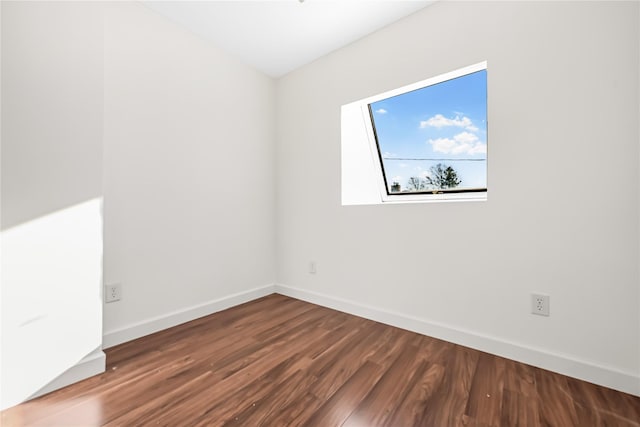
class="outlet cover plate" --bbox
[531,293,550,316]
[105,283,122,303]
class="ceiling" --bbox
[142,1,434,78]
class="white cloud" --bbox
[375,108,387,114]
[429,138,458,153]
[391,175,403,183]
[420,114,479,132]
[428,132,487,155]
[454,131,479,144]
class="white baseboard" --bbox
[274,284,640,397]
[102,284,276,348]
[30,348,106,400]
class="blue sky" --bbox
[370,69,487,192]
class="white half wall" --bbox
[102,2,276,335]
[1,1,104,409]
[276,1,640,395]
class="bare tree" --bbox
[424,163,461,189]
[406,176,426,191]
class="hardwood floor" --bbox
[2,294,639,426]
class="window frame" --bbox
[361,61,488,203]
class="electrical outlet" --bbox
[105,283,122,303]
[531,293,550,316]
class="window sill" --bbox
[379,192,487,204]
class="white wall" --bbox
[102,3,276,345]
[1,1,104,409]
[276,1,640,394]
[1,1,103,229]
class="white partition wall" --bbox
[1,200,104,409]
[0,2,105,410]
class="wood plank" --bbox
[219,369,316,426]
[565,374,640,424]
[342,344,426,426]
[503,357,537,398]
[304,361,384,427]
[418,345,480,426]
[535,369,580,426]
[383,361,446,426]
[464,352,506,426]
[261,392,321,427]
[306,321,385,401]
[500,388,541,427]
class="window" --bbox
[342,62,487,204]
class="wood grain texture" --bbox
[2,294,639,426]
